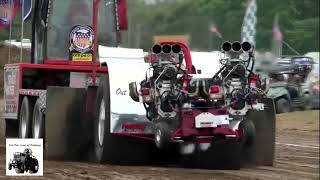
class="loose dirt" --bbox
[0,99,318,179]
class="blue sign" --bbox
[21,0,32,21]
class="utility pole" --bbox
[208,31,213,50]
[20,0,25,63]
[8,0,12,63]
[136,24,142,48]
[127,12,132,47]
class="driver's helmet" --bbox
[23,148,32,156]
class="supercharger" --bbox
[131,44,190,124]
[211,41,265,117]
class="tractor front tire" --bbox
[15,165,25,174]
[239,119,255,146]
[154,122,171,150]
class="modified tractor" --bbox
[129,41,276,169]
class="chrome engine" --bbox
[139,44,188,121]
[210,41,265,116]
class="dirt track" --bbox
[0,99,319,179]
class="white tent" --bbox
[99,46,144,60]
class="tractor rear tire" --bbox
[93,75,150,165]
[244,98,276,166]
[32,98,45,139]
[19,96,34,138]
[276,98,291,113]
[180,141,242,170]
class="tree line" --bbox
[122,0,319,54]
[0,0,318,55]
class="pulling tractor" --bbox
[128,41,276,169]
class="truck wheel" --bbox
[8,163,12,170]
[93,75,150,165]
[93,84,110,163]
[19,96,34,138]
[276,98,290,113]
[239,119,255,146]
[32,98,45,139]
[154,122,171,149]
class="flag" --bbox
[272,13,283,56]
[273,14,282,43]
[209,23,223,39]
[241,0,257,47]
[0,0,19,29]
[20,0,32,21]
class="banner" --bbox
[21,0,32,21]
[153,35,190,45]
[0,0,19,29]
